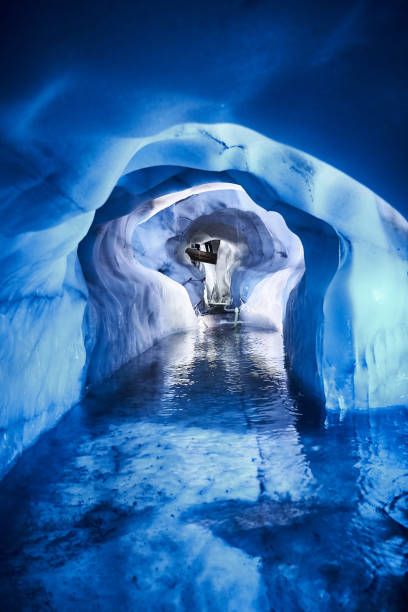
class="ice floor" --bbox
[0,321,407,611]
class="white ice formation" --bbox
[130,189,304,330]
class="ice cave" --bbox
[0,1,407,610]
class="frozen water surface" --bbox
[0,322,407,611]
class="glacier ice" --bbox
[0,122,407,475]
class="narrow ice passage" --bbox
[0,325,406,611]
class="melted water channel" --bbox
[0,323,407,610]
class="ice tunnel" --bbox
[131,189,304,317]
[79,187,305,385]
[1,122,408,476]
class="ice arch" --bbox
[79,188,304,386]
[92,123,407,411]
[1,122,407,475]
[130,189,304,322]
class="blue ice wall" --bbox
[0,214,92,472]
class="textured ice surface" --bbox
[78,212,197,385]
[1,122,408,475]
[0,325,406,611]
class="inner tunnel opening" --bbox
[129,187,305,331]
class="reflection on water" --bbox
[0,324,407,611]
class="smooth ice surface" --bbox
[0,324,406,611]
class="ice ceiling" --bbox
[0,1,407,475]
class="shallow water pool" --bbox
[0,323,407,610]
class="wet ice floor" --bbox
[0,322,407,611]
